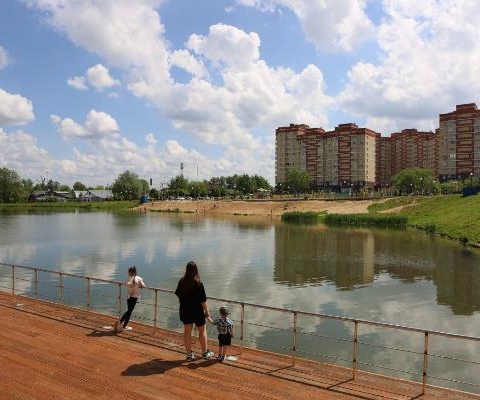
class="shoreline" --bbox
[136,199,382,217]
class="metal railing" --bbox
[1,262,480,395]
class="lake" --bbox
[1,210,479,392]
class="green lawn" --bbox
[369,195,480,244]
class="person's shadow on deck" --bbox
[122,358,216,376]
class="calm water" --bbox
[1,210,480,391]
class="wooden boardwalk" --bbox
[0,291,478,400]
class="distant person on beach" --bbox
[207,306,234,362]
[115,266,145,333]
[175,261,214,361]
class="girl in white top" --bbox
[115,266,145,332]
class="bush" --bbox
[324,214,407,228]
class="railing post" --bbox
[240,303,245,354]
[59,273,63,303]
[353,320,359,379]
[118,282,122,317]
[422,332,429,395]
[11,264,15,294]
[86,277,90,310]
[34,268,38,299]
[292,311,297,366]
[153,289,158,332]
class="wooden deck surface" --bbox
[0,291,478,400]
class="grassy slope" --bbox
[369,195,480,244]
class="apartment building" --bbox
[275,123,379,189]
[275,124,308,185]
[324,124,379,189]
[438,103,480,181]
[275,102,480,189]
[376,137,391,188]
[390,129,436,177]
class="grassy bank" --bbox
[324,213,407,228]
[281,211,324,224]
[0,201,138,211]
[368,195,480,245]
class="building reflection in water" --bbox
[274,224,480,315]
[274,224,375,289]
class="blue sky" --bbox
[1,0,479,185]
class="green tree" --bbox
[111,170,143,200]
[236,174,254,195]
[0,167,23,202]
[21,178,35,200]
[46,180,60,191]
[286,168,311,195]
[139,179,150,194]
[59,184,71,192]
[391,167,439,195]
[168,175,189,197]
[73,181,87,191]
[149,188,159,200]
[189,180,208,198]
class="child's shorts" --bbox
[218,333,231,346]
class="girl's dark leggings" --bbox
[120,297,138,327]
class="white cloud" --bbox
[0,45,10,69]
[0,128,51,177]
[67,76,88,90]
[68,63,120,91]
[169,49,208,79]
[235,0,375,53]
[0,87,35,127]
[187,23,260,70]
[25,1,336,183]
[145,132,157,145]
[338,0,480,128]
[51,109,119,139]
[85,63,120,90]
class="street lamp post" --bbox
[470,172,474,187]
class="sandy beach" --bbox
[137,198,382,216]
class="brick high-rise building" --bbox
[275,124,308,186]
[438,103,480,181]
[376,137,391,188]
[390,129,436,177]
[324,124,379,190]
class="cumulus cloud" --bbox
[0,45,10,69]
[338,0,480,129]
[169,49,208,79]
[51,109,119,139]
[0,87,35,127]
[0,128,51,177]
[68,63,120,91]
[187,23,260,70]
[235,0,375,53]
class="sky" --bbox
[1,0,480,186]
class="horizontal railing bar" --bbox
[297,330,353,343]
[428,353,480,366]
[427,375,480,388]
[356,361,422,377]
[358,340,423,355]
[296,348,351,363]
[2,262,480,343]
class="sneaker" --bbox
[114,320,122,333]
[217,355,223,362]
[186,352,195,362]
[202,350,215,359]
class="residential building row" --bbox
[275,103,480,189]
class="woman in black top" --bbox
[175,261,214,361]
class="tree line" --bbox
[0,167,273,202]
